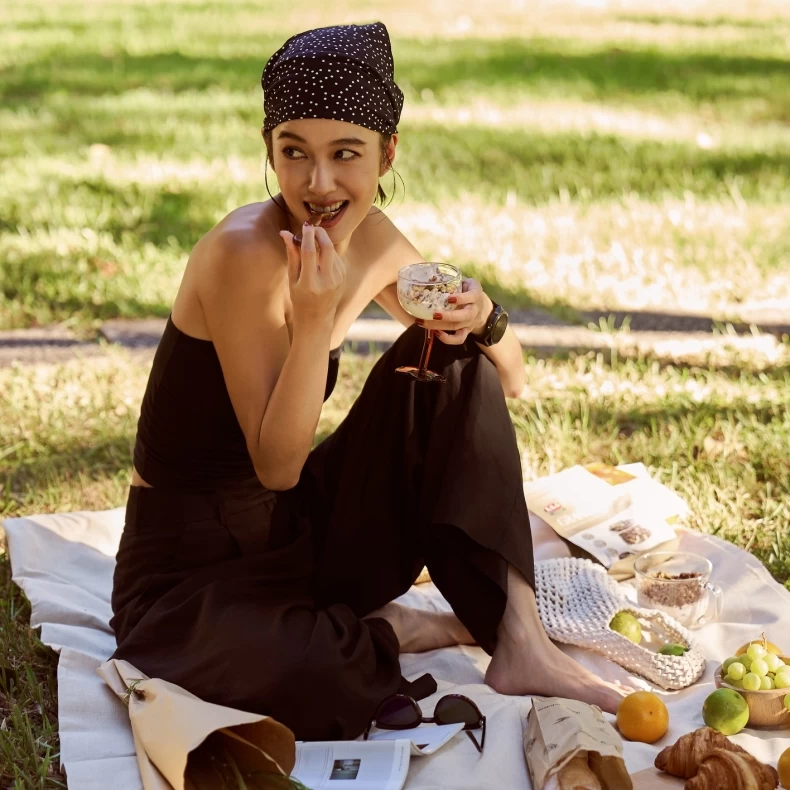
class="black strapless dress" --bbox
[110,320,535,741]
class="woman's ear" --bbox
[380,133,398,176]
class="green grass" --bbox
[2,346,789,784]
[2,0,790,329]
[1,351,789,788]
[0,569,62,789]
[2,350,787,580]
[2,0,790,785]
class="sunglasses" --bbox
[363,693,486,753]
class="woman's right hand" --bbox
[280,222,346,330]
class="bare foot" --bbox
[365,603,476,654]
[484,627,632,714]
[484,564,633,714]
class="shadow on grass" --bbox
[399,126,790,203]
[614,14,788,30]
[1,178,216,250]
[7,121,790,208]
[3,39,790,117]
[574,308,790,337]
[0,252,173,326]
[450,267,790,336]
[446,271,790,337]
[1,434,134,513]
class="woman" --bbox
[110,22,625,742]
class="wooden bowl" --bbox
[714,657,790,729]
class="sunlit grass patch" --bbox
[2,350,788,582]
[3,189,789,330]
[2,0,790,784]
[388,197,790,317]
[2,344,789,780]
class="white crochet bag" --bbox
[534,557,705,690]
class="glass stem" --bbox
[418,329,435,374]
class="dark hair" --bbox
[262,129,403,213]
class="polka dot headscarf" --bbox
[262,22,404,135]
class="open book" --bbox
[291,723,463,790]
[523,462,689,569]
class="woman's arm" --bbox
[198,225,342,490]
[251,316,335,490]
[452,287,526,398]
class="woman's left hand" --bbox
[416,278,493,345]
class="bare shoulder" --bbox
[198,202,284,282]
[189,203,285,312]
[353,207,424,285]
[354,208,426,326]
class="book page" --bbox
[291,740,409,790]
[570,505,678,567]
[367,722,464,755]
[523,466,619,537]
[523,464,689,568]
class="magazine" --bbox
[523,462,689,568]
[291,723,463,789]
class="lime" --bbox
[702,689,749,735]
[658,644,689,656]
[609,612,642,644]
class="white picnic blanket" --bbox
[4,503,790,789]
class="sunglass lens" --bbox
[434,696,480,727]
[376,696,419,728]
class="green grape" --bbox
[742,673,761,691]
[784,694,790,711]
[739,655,752,672]
[761,676,774,690]
[728,678,744,689]
[764,653,784,673]
[750,658,769,677]
[747,643,767,662]
[773,671,790,689]
[727,662,746,681]
[722,656,742,673]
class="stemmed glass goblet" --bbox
[396,262,462,383]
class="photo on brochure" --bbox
[330,759,362,780]
[573,506,677,568]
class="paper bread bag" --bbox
[525,697,633,790]
[98,659,296,790]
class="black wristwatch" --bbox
[472,301,509,346]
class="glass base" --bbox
[395,365,446,383]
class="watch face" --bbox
[490,310,508,344]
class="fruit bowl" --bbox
[714,657,790,729]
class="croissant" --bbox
[655,726,747,778]
[685,748,778,789]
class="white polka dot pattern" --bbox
[262,22,404,135]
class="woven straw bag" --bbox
[534,557,705,690]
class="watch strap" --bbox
[472,301,507,346]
